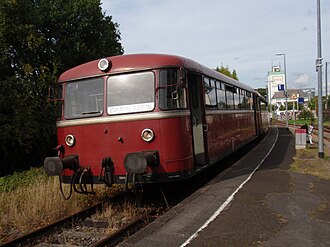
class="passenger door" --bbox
[188,72,208,166]
[254,95,261,135]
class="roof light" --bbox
[98,58,111,72]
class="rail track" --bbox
[0,192,159,247]
[272,121,330,142]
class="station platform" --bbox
[119,127,330,246]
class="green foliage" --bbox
[0,167,47,192]
[0,0,123,175]
[289,119,313,125]
[309,96,316,110]
[297,108,315,122]
[215,65,239,80]
[256,88,267,97]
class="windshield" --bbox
[107,72,155,115]
[64,78,104,119]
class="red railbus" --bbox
[44,54,268,196]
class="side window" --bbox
[225,85,234,109]
[210,79,217,107]
[216,81,227,109]
[246,91,253,110]
[204,77,211,106]
[159,69,187,110]
[260,101,267,110]
[233,87,239,109]
[204,77,217,108]
[238,89,246,109]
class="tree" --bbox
[0,0,123,175]
[215,65,239,80]
[256,88,267,98]
[309,96,316,110]
[298,108,315,121]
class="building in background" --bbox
[267,65,285,106]
[267,65,315,118]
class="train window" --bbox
[260,101,267,110]
[238,89,246,109]
[216,81,226,109]
[107,72,155,115]
[204,77,217,108]
[159,69,187,110]
[216,81,221,90]
[225,85,234,109]
[64,78,104,119]
[246,91,252,110]
[204,77,211,105]
[233,88,240,109]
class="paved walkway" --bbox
[120,127,330,246]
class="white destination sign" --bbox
[108,102,154,115]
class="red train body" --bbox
[44,54,268,194]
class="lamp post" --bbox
[316,0,324,158]
[275,53,288,128]
[291,94,297,129]
[326,61,328,110]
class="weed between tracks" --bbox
[0,168,130,244]
[44,201,144,246]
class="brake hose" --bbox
[59,173,76,200]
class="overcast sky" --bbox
[102,0,329,90]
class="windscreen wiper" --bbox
[82,110,102,115]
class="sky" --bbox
[102,0,330,91]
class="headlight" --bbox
[141,129,154,142]
[98,58,110,72]
[65,134,75,147]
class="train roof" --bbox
[58,53,256,93]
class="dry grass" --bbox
[0,173,115,243]
[290,147,330,180]
[93,201,142,235]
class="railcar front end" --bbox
[44,55,195,196]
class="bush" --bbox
[298,109,315,121]
[0,167,47,193]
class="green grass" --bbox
[288,119,330,126]
[288,119,311,125]
[0,167,47,193]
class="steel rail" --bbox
[0,196,120,247]
[91,210,158,247]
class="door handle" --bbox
[203,124,208,132]
[192,116,197,126]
